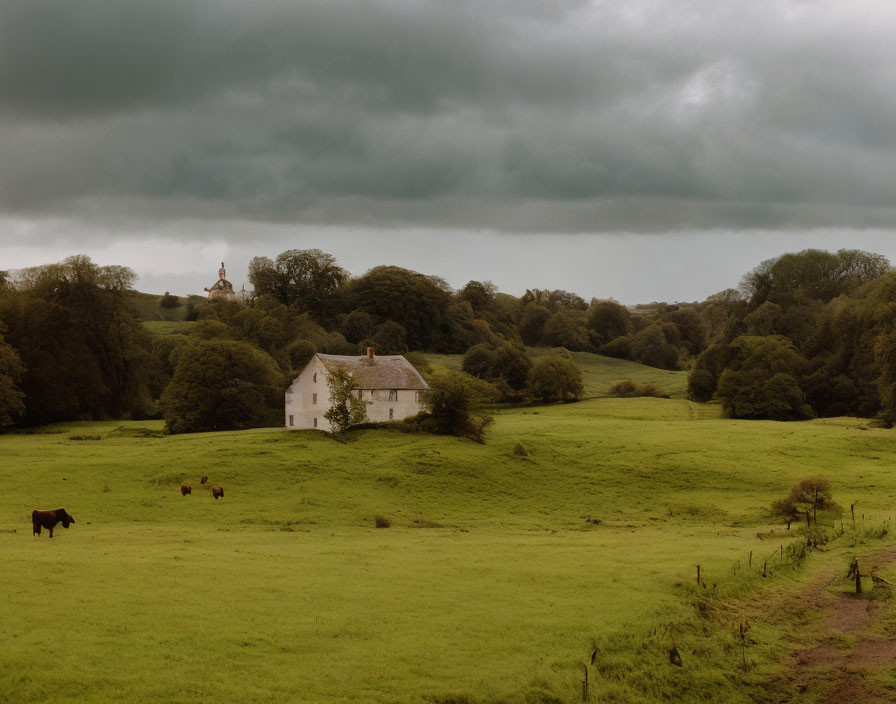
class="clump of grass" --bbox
[109,426,166,438]
[68,434,102,441]
[609,379,668,398]
[513,443,528,457]
[374,515,391,528]
[666,503,725,519]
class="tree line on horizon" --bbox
[1,247,896,433]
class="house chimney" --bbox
[366,347,374,361]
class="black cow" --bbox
[32,509,75,538]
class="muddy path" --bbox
[760,546,896,703]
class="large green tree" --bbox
[418,370,497,443]
[248,249,348,323]
[462,341,532,400]
[587,301,631,345]
[161,339,284,434]
[458,280,497,312]
[544,310,589,351]
[520,289,588,312]
[349,266,450,350]
[630,324,679,370]
[0,256,152,424]
[874,328,896,426]
[0,326,25,426]
[741,249,890,305]
[368,321,408,354]
[518,303,551,346]
[146,334,189,401]
[527,355,584,403]
[342,311,375,344]
[715,335,812,420]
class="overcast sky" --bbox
[2,0,896,302]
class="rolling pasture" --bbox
[422,349,690,399]
[3,378,896,701]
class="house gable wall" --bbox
[284,355,331,430]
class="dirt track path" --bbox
[764,547,896,703]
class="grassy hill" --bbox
[130,290,203,335]
[128,291,205,323]
[569,350,688,398]
[2,399,896,702]
[425,349,690,399]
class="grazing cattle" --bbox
[211,486,224,500]
[32,509,75,538]
[180,483,192,496]
[200,476,208,485]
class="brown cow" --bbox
[180,483,192,496]
[211,485,224,500]
[32,509,75,538]
[200,476,208,485]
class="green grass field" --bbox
[568,351,689,398]
[128,291,206,323]
[3,393,896,703]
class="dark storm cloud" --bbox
[2,0,896,232]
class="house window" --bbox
[389,390,398,401]
[359,389,363,399]
[312,393,317,405]
[288,415,294,427]
[313,417,318,428]
[389,408,394,420]
[313,372,317,383]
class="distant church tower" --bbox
[204,262,236,301]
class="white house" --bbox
[284,348,429,431]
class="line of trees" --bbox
[0,256,152,426]
[3,247,895,434]
[688,249,895,421]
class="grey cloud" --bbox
[1,0,896,232]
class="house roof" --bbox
[316,354,429,390]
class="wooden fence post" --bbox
[848,558,862,594]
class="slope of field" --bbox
[128,291,205,322]
[569,351,689,398]
[426,349,690,399]
[2,401,895,703]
